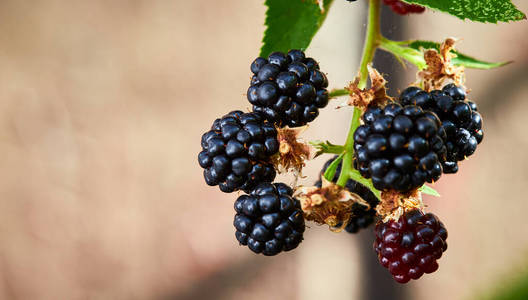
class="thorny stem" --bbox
[330,0,382,191]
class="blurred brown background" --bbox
[0,0,526,299]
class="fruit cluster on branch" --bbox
[194,0,518,284]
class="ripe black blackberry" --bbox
[234,182,305,255]
[383,0,425,15]
[354,103,447,192]
[315,157,379,233]
[399,84,483,174]
[247,49,329,128]
[374,209,448,283]
[198,110,278,193]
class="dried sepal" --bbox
[272,126,312,175]
[417,38,465,91]
[376,189,425,223]
[339,65,391,110]
[294,177,370,232]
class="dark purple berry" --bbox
[374,209,447,283]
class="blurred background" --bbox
[0,0,526,299]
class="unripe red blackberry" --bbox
[354,103,447,192]
[247,50,329,128]
[234,182,305,256]
[198,110,278,193]
[383,0,425,15]
[374,209,448,283]
[399,84,483,174]
[315,157,379,233]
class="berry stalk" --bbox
[378,37,427,69]
[329,88,350,98]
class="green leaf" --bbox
[419,184,440,197]
[323,153,344,182]
[401,0,526,23]
[310,140,344,157]
[408,40,510,69]
[260,0,334,58]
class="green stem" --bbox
[329,88,349,98]
[332,0,381,188]
[358,0,381,90]
[378,36,427,70]
[336,107,361,186]
[323,145,345,154]
[321,0,384,199]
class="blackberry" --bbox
[198,110,278,193]
[247,49,329,128]
[399,84,483,174]
[234,182,305,255]
[383,0,425,15]
[353,103,447,192]
[315,157,379,233]
[374,209,448,283]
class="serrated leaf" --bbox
[260,0,334,58]
[419,184,440,197]
[408,40,510,69]
[401,0,526,23]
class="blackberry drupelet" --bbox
[399,84,483,174]
[247,49,329,128]
[374,209,448,283]
[234,182,305,255]
[383,0,425,15]
[353,103,447,192]
[198,110,278,193]
[315,157,379,233]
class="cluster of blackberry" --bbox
[347,83,483,282]
[353,83,483,192]
[197,46,482,282]
[198,50,328,255]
